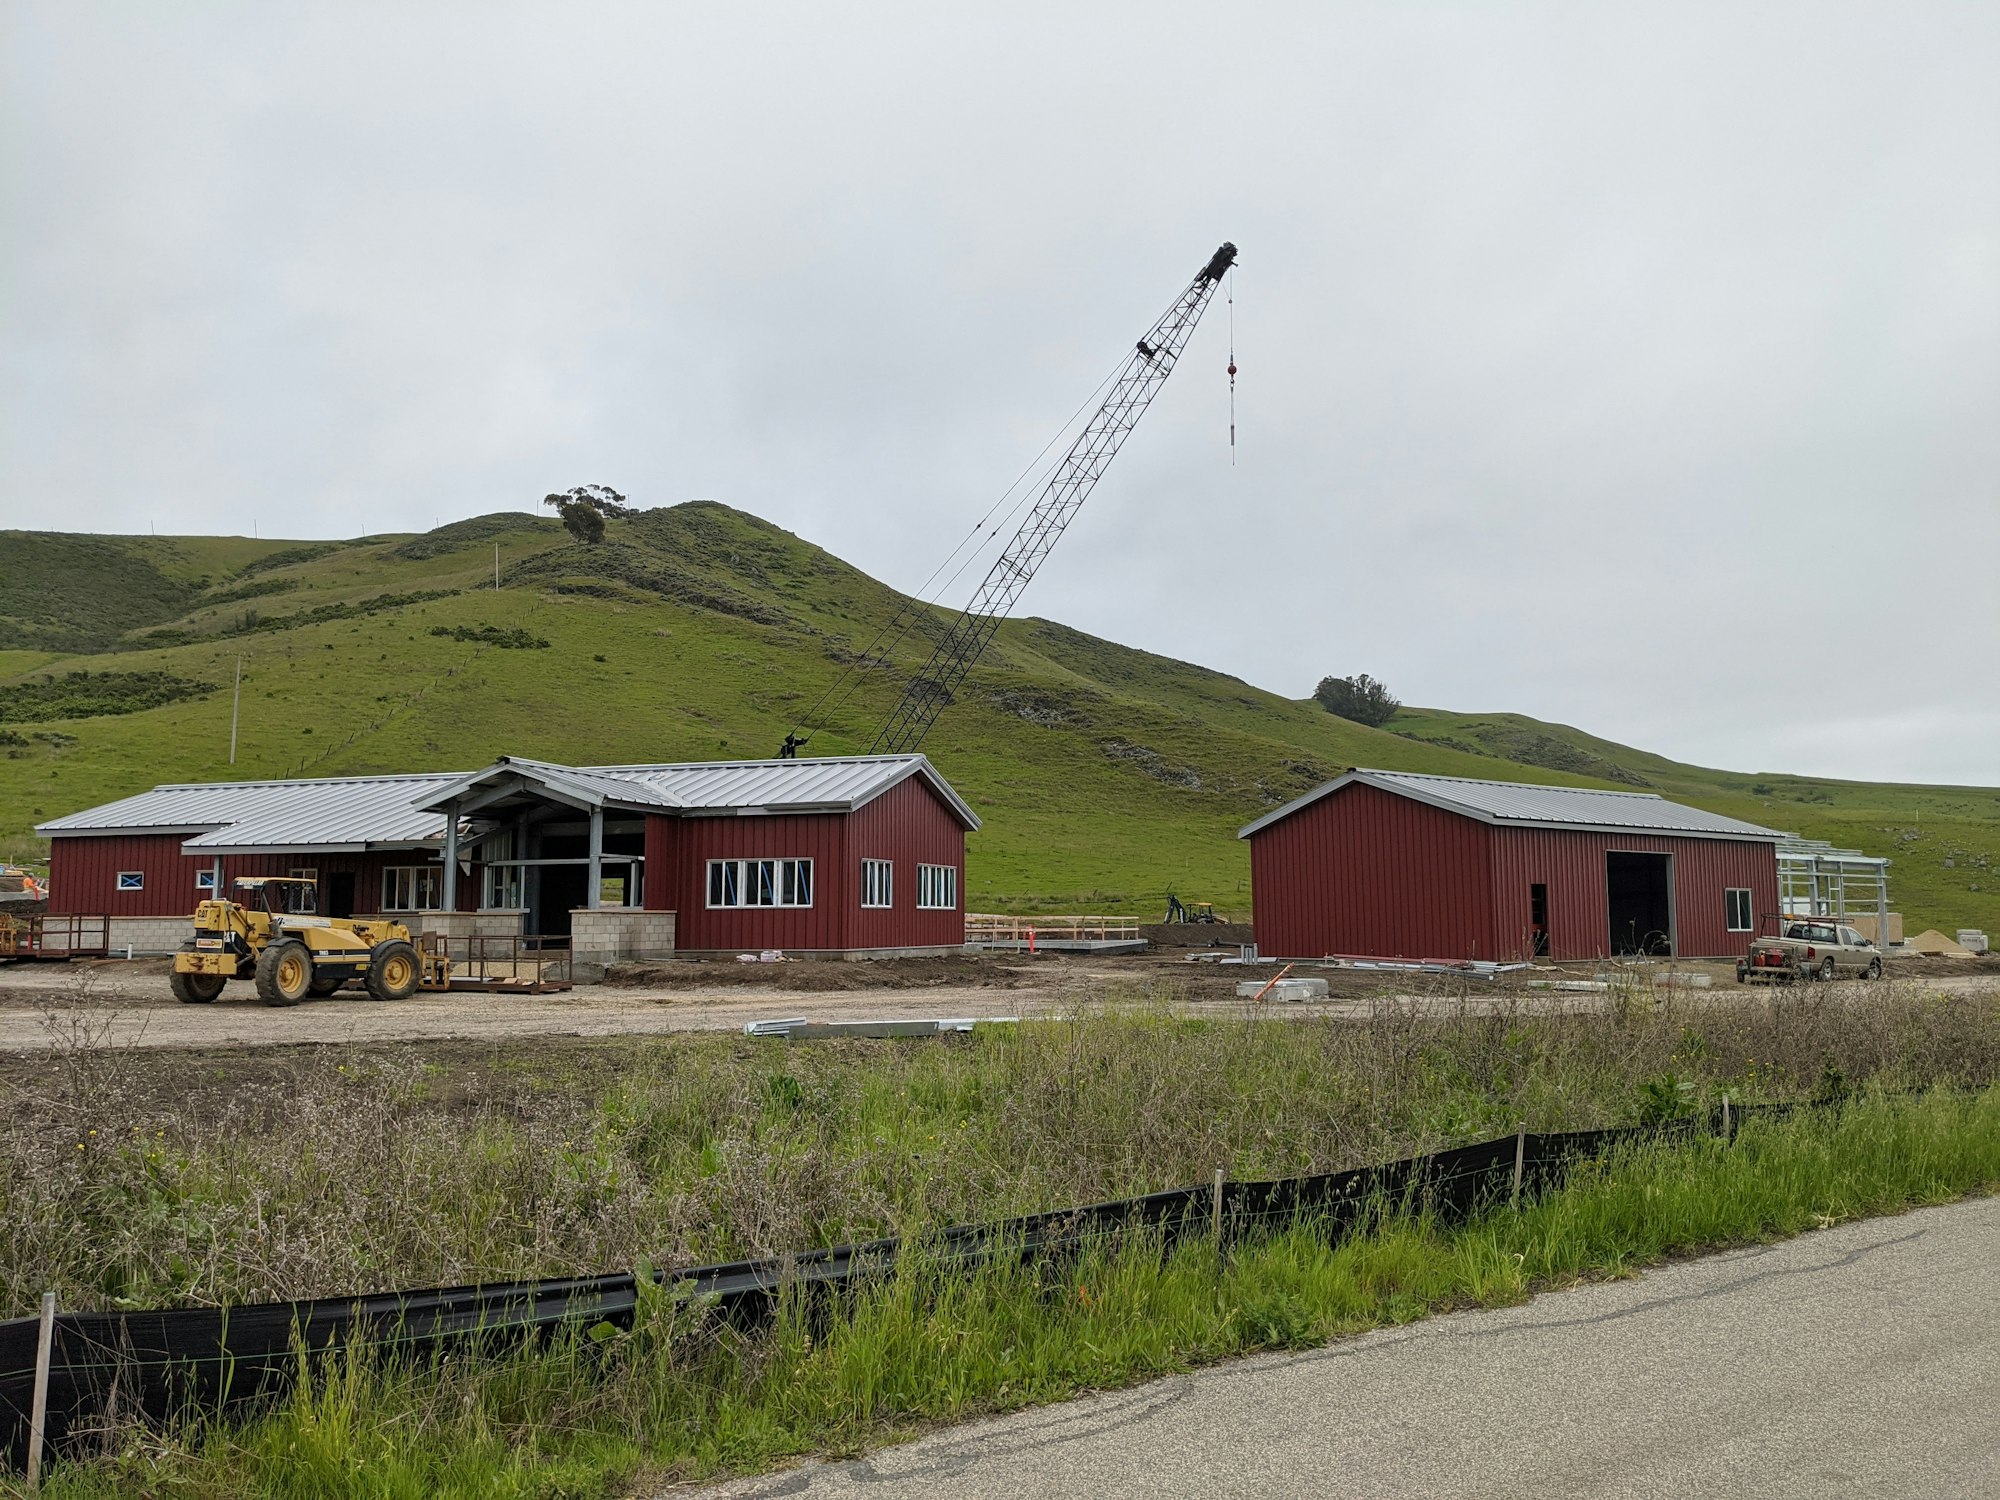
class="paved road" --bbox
[696,1196,2000,1499]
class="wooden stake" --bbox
[1510,1126,1527,1208]
[27,1290,54,1492]
[1722,1092,1732,1141]
[1212,1167,1225,1248]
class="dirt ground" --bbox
[0,950,1992,1056]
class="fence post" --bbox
[27,1289,54,1492]
[1721,1092,1732,1142]
[1212,1167,1225,1249]
[1510,1125,1527,1209]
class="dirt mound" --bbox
[601,954,1028,992]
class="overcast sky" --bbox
[5,2,1995,785]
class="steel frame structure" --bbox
[870,242,1237,754]
[1775,834,1892,936]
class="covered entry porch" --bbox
[416,760,676,974]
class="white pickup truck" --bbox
[1737,919,1884,984]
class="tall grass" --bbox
[4,981,1997,1316]
[32,1086,2000,1499]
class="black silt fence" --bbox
[0,1110,1749,1472]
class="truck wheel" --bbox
[255,941,313,1006]
[1818,957,1837,983]
[170,950,225,1004]
[1867,957,1883,980]
[365,940,420,1001]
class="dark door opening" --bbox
[326,871,356,919]
[1530,883,1550,957]
[1606,852,1673,955]
[534,865,588,938]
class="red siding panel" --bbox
[1488,827,1777,960]
[48,837,475,918]
[644,775,967,953]
[1249,783,1496,960]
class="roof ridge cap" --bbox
[1365,768,1665,801]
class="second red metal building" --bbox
[1239,769,1783,962]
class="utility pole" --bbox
[228,656,242,765]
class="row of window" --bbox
[122,860,961,914]
[705,858,957,911]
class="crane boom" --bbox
[868,241,1236,755]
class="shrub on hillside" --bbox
[1313,672,1400,727]
[0,670,215,723]
[428,624,550,649]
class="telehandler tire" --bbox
[170,949,225,1004]
[365,940,421,1001]
[255,941,313,1006]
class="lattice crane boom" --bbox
[868,241,1237,755]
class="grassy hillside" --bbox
[2,504,1994,933]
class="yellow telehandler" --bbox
[169,876,447,1006]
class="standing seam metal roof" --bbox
[1238,768,1784,841]
[420,755,978,829]
[34,774,461,850]
[35,756,979,851]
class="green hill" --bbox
[3,504,1994,932]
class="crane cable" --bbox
[1227,266,1237,464]
[786,354,1128,747]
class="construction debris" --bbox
[745,1016,1016,1040]
[1235,977,1328,1002]
[1907,929,1977,958]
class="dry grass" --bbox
[2,975,1996,1317]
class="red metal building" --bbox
[39,755,977,958]
[1239,769,1782,962]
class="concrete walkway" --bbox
[696,1196,2000,1499]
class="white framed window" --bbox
[382,865,441,911]
[706,858,813,909]
[861,859,893,909]
[195,869,217,892]
[1724,888,1753,932]
[116,871,144,892]
[916,863,957,910]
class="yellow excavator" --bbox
[170,876,447,1006]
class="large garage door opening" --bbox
[1606,852,1673,956]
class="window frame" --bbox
[860,858,893,909]
[705,857,814,910]
[195,869,217,892]
[915,863,958,911]
[1724,888,1753,933]
[116,871,144,892]
[381,865,442,912]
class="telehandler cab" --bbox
[169,876,446,1006]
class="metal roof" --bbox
[1238,768,1784,842]
[34,773,461,853]
[419,754,980,830]
[38,755,979,853]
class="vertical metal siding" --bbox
[1249,784,1495,959]
[49,837,471,919]
[1488,828,1779,960]
[643,776,968,953]
[843,774,968,950]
